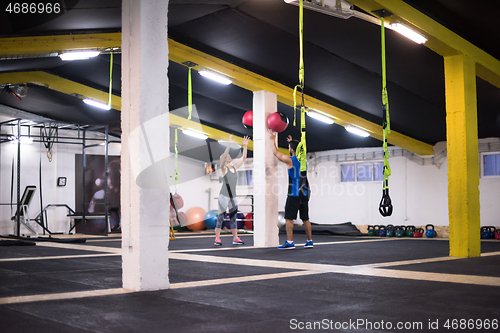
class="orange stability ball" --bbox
[185,207,206,231]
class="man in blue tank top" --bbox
[269,130,313,250]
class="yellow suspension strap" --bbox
[188,67,193,120]
[173,126,180,193]
[379,16,393,217]
[108,52,113,109]
[182,61,198,120]
[293,0,307,173]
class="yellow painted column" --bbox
[444,54,481,258]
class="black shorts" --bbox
[284,196,309,221]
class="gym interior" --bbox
[0,1,499,332]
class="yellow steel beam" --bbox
[349,0,500,88]
[0,71,288,155]
[444,54,481,257]
[0,33,121,56]
[0,33,434,154]
[0,71,121,110]
[168,39,433,155]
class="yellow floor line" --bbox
[0,253,120,262]
[0,288,134,305]
[170,271,323,289]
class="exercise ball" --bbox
[244,213,253,230]
[278,211,286,228]
[170,206,178,224]
[178,211,187,226]
[172,193,184,210]
[204,209,218,229]
[267,112,289,133]
[185,208,205,230]
[185,207,206,230]
[242,110,253,129]
[170,216,179,227]
[237,212,245,229]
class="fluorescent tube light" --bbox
[218,139,241,149]
[83,98,111,110]
[182,129,208,140]
[198,70,232,85]
[59,50,100,61]
[284,0,353,19]
[390,23,427,44]
[306,110,334,124]
[10,136,33,144]
[20,136,33,144]
[345,125,370,137]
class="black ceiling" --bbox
[0,0,499,162]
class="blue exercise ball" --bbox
[204,209,218,229]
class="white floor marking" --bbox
[0,253,120,262]
[170,271,323,289]
[0,288,133,305]
[1,238,499,305]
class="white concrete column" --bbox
[121,0,170,291]
[253,91,279,247]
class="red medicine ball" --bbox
[242,110,253,129]
[267,112,289,133]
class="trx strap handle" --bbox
[379,17,393,217]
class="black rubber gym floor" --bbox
[0,233,499,333]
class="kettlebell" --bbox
[374,225,380,236]
[394,226,404,238]
[480,226,490,239]
[413,227,424,238]
[400,226,407,237]
[386,224,394,237]
[489,226,496,239]
[405,225,415,237]
[495,229,500,240]
[367,225,375,237]
[425,224,436,238]
[379,225,387,237]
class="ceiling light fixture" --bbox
[59,50,100,61]
[306,110,335,124]
[198,70,232,85]
[284,0,353,19]
[83,98,111,110]
[182,129,208,140]
[389,23,427,44]
[345,125,370,137]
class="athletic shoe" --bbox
[278,241,295,250]
[232,237,244,245]
[214,238,222,246]
[304,240,314,248]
